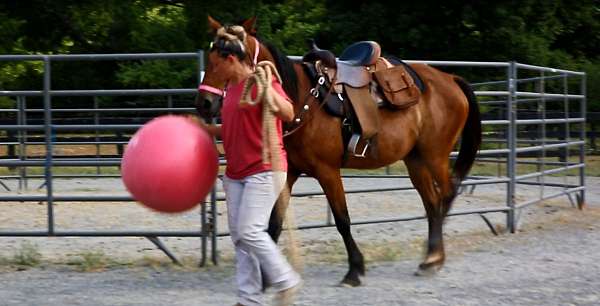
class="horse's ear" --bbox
[241,16,257,35]
[207,15,222,33]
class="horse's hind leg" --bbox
[268,170,301,243]
[405,154,457,275]
[316,166,365,287]
[261,170,300,292]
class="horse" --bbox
[197,16,482,287]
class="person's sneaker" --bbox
[273,280,302,306]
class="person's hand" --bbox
[186,114,204,125]
[269,87,294,122]
[186,115,221,137]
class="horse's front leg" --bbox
[267,170,300,243]
[316,167,365,287]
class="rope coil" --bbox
[240,61,283,170]
[240,61,303,272]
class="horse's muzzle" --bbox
[195,92,222,122]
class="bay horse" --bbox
[197,16,481,286]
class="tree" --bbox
[0,0,597,111]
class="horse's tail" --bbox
[452,76,482,182]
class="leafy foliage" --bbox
[0,0,597,110]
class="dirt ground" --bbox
[0,175,599,305]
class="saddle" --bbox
[302,41,424,158]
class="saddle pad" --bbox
[325,93,345,117]
[385,56,425,92]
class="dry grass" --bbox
[66,250,112,272]
[1,140,598,176]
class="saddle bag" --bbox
[373,65,421,109]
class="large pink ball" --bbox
[121,115,218,213]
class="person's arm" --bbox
[187,116,222,138]
[203,123,222,138]
[268,86,295,122]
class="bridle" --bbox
[282,64,332,138]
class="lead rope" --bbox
[240,61,303,273]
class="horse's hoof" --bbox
[358,264,366,276]
[340,275,362,287]
[414,263,442,277]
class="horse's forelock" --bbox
[216,25,247,43]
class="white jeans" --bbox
[224,171,300,306]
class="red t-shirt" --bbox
[221,78,291,179]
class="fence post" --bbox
[200,197,207,267]
[536,70,546,199]
[43,56,55,235]
[210,187,218,265]
[506,61,517,233]
[17,96,29,190]
[198,50,205,84]
[578,73,586,208]
[94,96,101,174]
[195,49,217,266]
[167,95,173,114]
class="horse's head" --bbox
[196,16,268,122]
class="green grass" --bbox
[66,250,118,272]
[8,242,43,268]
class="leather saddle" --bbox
[302,40,424,158]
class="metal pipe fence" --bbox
[0,53,586,265]
[0,52,210,264]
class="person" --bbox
[198,33,301,306]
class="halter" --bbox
[197,36,260,97]
[198,84,225,96]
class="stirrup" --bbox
[347,133,370,158]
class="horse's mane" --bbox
[259,38,300,103]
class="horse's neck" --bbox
[292,62,318,113]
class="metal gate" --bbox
[0,53,586,265]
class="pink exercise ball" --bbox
[121,115,218,213]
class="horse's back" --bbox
[409,63,461,91]
[408,63,471,155]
